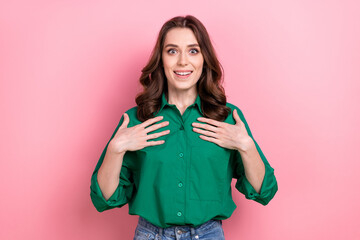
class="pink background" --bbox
[1,0,359,239]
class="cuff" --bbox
[235,163,278,206]
[90,172,129,212]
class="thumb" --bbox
[233,109,242,125]
[119,113,130,129]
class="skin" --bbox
[98,27,265,200]
[161,27,204,114]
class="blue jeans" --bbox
[133,216,225,240]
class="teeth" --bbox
[175,71,192,76]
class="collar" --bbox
[159,92,203,115]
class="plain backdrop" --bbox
[1,0,359,239]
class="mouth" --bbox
[173,70,193,79]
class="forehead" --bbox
[164,28,199,46]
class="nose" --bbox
[177,52,188,66]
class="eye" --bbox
[190,48,199,54]
[167,49,177,54]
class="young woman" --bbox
[90,15,278,240]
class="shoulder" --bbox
[225,102,240,112]
[115,106,138,127]
[124,106,138,117]
[223,101,250,125]
[122,106,142,127]
[225,101,245,117]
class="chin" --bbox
[171,82,197,91]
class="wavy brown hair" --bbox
[135,15,231,122]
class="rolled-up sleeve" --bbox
[232,108,278,206]
[90,115,135,212]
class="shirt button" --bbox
[195,235,199,239]
[178,182,183,187]
[179,153,184,157]
[177,230,182,234]
[177,211,182,217]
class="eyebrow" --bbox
[164,43,200,48]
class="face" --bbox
[162,27,204,93]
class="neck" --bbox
[166,88,197,110]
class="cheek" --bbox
[162,61,171,73]
[163,58,175,70]
[195,57,204,69]
[162,54,170,65]
[195,61,204,73]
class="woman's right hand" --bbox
[108,113,170,154]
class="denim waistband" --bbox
[137,216,222,238]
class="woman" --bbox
[90,15,278,240]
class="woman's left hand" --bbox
[192,109,254,152]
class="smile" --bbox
[174,71,193,79]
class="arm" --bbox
[90,147,135,212]
[236,137,265,194]
[90,112,170,212]
[97,145,126,201]
[90,115,135,212]
[232,108,278,205]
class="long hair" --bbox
[135,15,231,122]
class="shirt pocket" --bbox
[189,145,230,202]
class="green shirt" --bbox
[90,92,278,228]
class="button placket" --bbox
[174,112,186,223]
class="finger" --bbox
[192,122,218,133]
[144,121,169,134]
[140,116,164,128]
[233,109,242,125]
[146,129,170,140]
[199,135,221,146]
[145,140,165,146]
[193,127,217,138]
[197,117,222,127]
[119,113,129,129]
